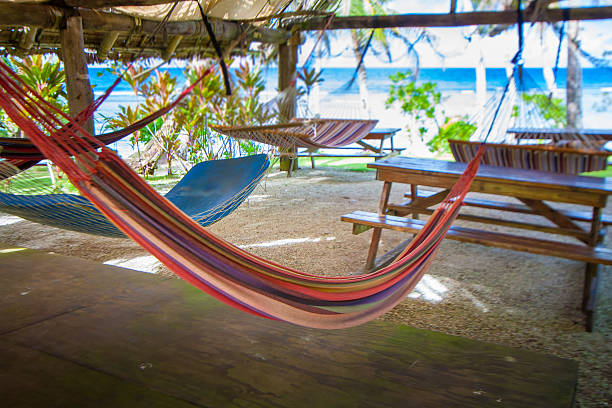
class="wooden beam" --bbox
[162,35,183,61]
[63,0,192,6]
[0,4,289,45]
[60,15,94,135]
[298,6,612,30]
[97,31,120,59]
[19,27,40,50]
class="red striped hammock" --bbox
[0,60,485,329]
[211,118,378,151]
[0,64,206,178]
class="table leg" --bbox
[583,206,603,331]
[365,181,392,270]
[410,184,419,220]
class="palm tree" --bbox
[339,0,396,116]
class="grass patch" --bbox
[271,157,376,172]
[581,165,612,178]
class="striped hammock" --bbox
[0,60,485,329]
[0,65,213,179]
[211,118,378,152]
[449,139,610,174]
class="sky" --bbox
[296,0,612,68]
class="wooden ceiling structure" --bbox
[0,1,291,62]
[0,0,611,138]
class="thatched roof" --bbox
[0,1,294,61]
[0,1,610,62]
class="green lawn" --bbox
[270,157,376,172]
[581,165,612,178]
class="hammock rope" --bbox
[0,59,485,329]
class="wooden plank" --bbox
[0,248,173,335]
[298,6,612,30]
[519,198,589,244]
[60,15,94,135]
[0,339,198,408]
[64,0,192,6]
[508,127,612,141]
[391,189,450,213]
[386,205,593,241]
[341,211,612,265]
[0,250,578,408]
[363,128,400,141]
[405,190,612,225]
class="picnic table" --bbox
[298,127,404,168]
[342,156,612,331]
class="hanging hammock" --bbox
[0,154,269,237]
[448,64,610,174]
[0,59,487,329]
[449,5,610,174]
[0,64,213,179]
[211,118,379,153]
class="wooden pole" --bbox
[278,32,299,173]
[297,6,612,30]
[97,31,121,59]
[0,5,289,45]
[19,27,40,50]
[60,15,95,135]
[162,35,183,61]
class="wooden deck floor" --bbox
[0,246,577,407]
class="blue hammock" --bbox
[0,154,269,237]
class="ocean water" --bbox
[89,66,612,155]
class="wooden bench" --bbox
[391,189,612,241]
[342,210,612,266]
[449,139,610,175]
[342,210,612,328]
[344,155,612,331]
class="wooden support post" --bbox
[19,27,40,50]
[162,35,183,61]
[278,32,299,173]
[97,31,120,59]
[60,14,94,135]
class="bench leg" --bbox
[365,181,393,271]
[366,227,382,271]
[582,263,600,332]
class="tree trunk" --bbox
[350,29,371,117]
[566,20,582,128]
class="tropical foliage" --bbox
[386,71,475,154]
[0,55,68,137]
[103,60,274,174]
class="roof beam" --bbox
[0,4,289,44]
[297,6,612,30]
[61,0,192,7]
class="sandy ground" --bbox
[1,163,610,406]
